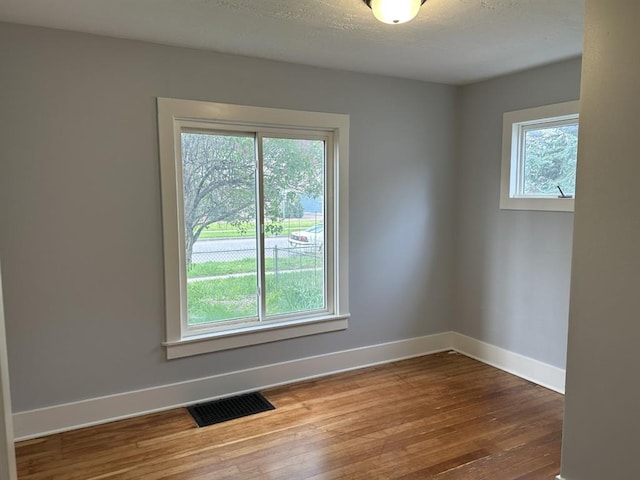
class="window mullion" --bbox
[324,137,334,314]
[515,124,526,196]
[255,133,267,322]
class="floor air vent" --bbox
[187,392,275,427]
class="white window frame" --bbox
[157,98,349,359]
[500,100,580,212]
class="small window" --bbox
[500,100,580,211]
[157,98,350,358]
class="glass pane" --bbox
[523,123,579,196]
[262,137,326,317]
[181,132,258,325]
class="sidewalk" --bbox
[187,267,320,283]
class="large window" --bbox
[158,99,349,358]
[500,100,580,211]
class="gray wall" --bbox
[0,23,457,412]
[560,1,640,478]
[454,59,582,368]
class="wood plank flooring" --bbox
[15,352,564,479]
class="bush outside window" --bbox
[500,100,580,212]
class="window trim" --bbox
[500,100,580,212]
[157,98,349,359]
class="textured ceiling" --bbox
[0,0,584,84]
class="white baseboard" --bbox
[13,331,566,441]
[556,476,566,480]
[13,332,454,441]
[451,332,566,394]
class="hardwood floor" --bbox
[15,352,564,479]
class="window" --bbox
[500,100,580,211]
[157,98,349,359]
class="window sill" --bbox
[163,314,349,359]
[500,196,575,212]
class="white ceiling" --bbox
[0,0,584,85]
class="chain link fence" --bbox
[189,243,323,282]
[192,244,320,264]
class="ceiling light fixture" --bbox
[363,0,427,25]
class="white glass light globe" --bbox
[370,0,421,24]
